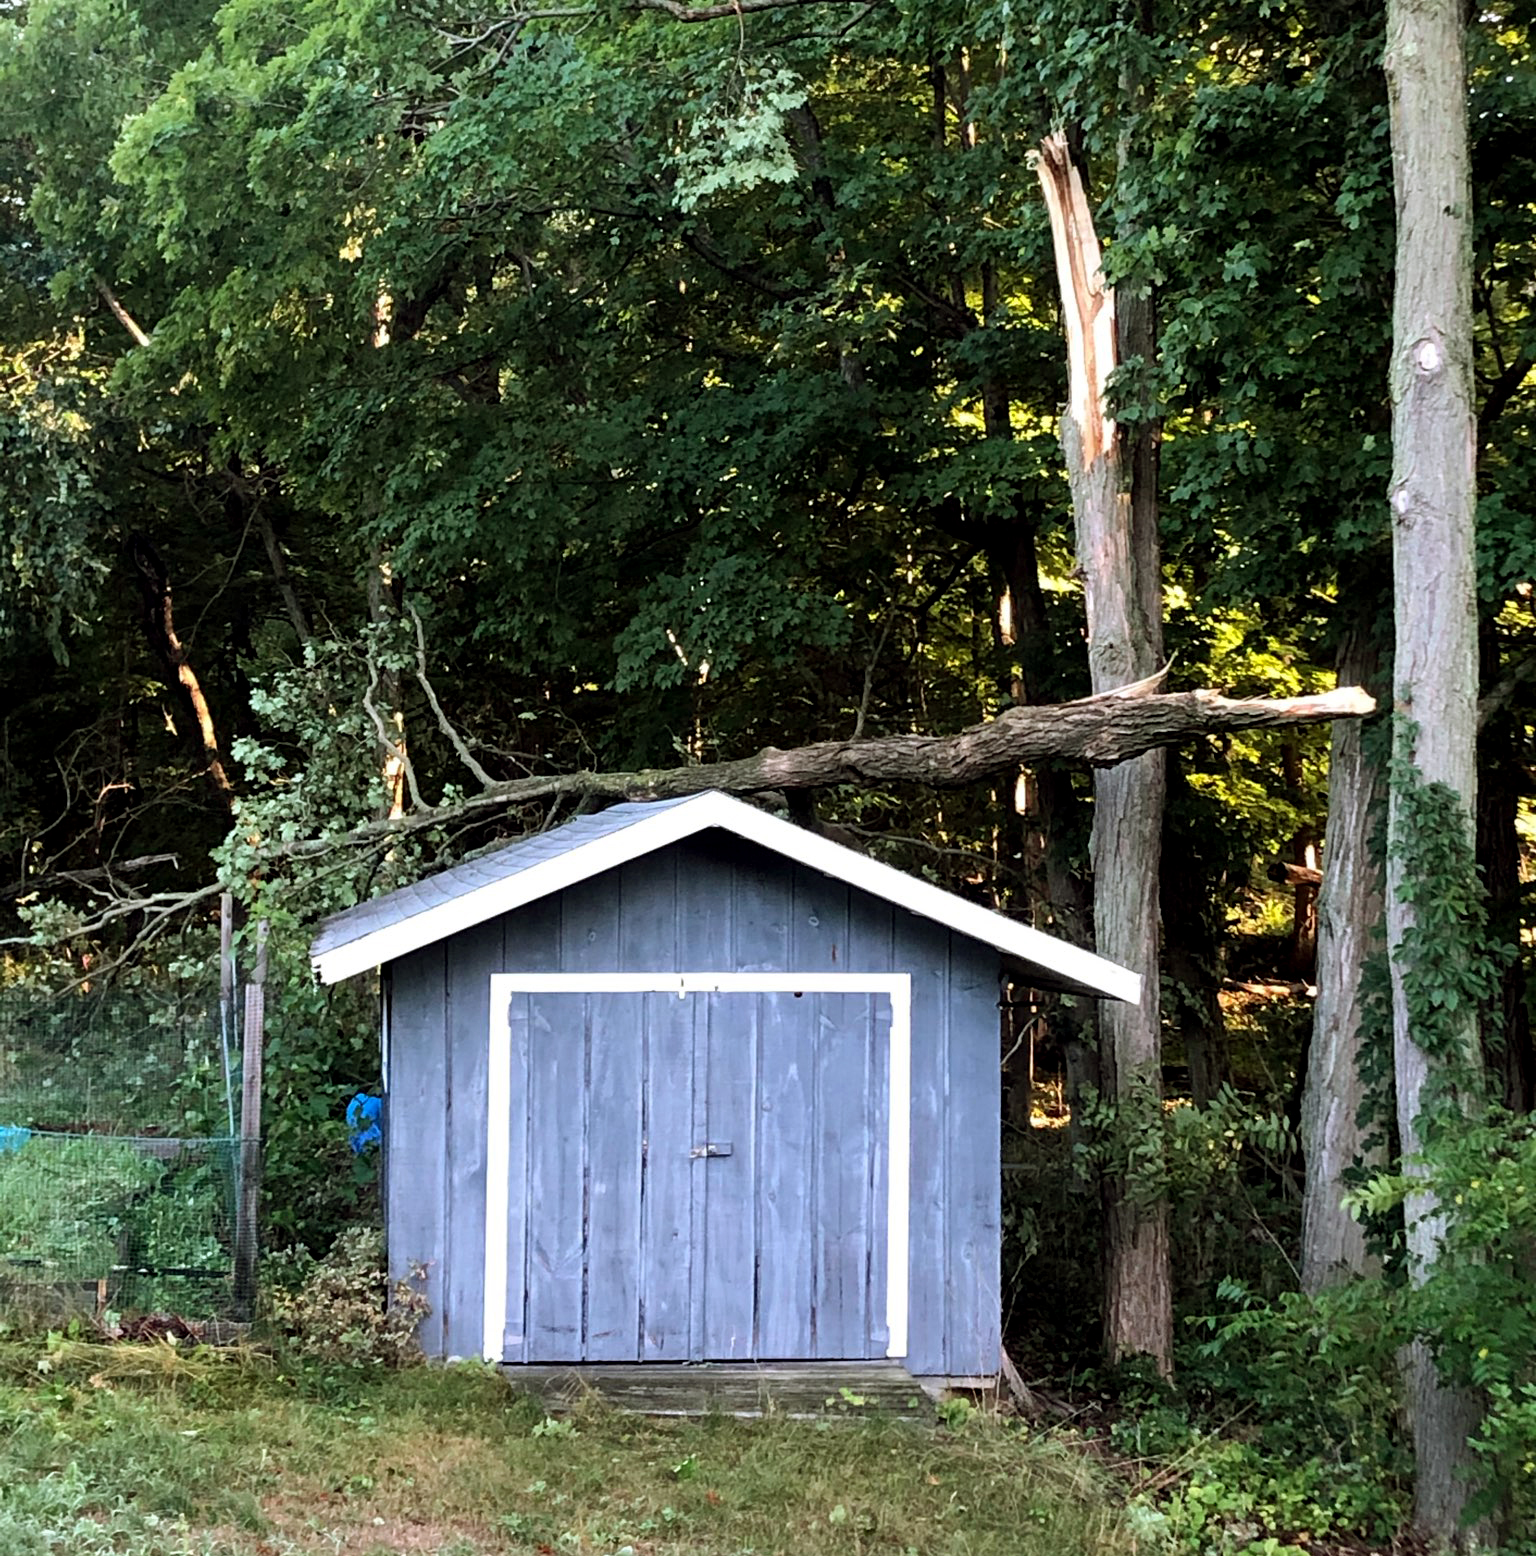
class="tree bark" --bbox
[1384,1,1490,1542]
[366,555,409,821]
[1037,129,1172,1376]
[1301,606,1386,1294]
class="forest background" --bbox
[1,0,1534,1549]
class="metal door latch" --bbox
[689,1141,734,1158]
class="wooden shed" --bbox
[310,790,1137,1385]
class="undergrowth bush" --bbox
[263,1225,427,1367]
[1184,1280,1408,1543]
[1351,1109,1536,1540]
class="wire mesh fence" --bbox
[0,981,241,1321]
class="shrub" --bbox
[1357,1109,1536,1535]
[263,1225,427,1367]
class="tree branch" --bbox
[1478,347,1534,456]
[124,533,237,812]
[93,276,152,348]
[263,681,1376,861]
[408,605,497,790]
[1,854,180,902]
[253,504,311,647]
[1478,646,1536,730]
[364,648,425,813]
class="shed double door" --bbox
[496,989,889,1363]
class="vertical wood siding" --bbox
[385,833,1000,1374]
[945,937,1004,1376]
[385,943,449,1354]
[443,918,502,1360]
[491,905,559,1362]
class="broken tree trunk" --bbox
[1036,129,1172,1377]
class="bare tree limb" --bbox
[0,883,223,953]
[124,533,237,813]
[1267,859,1323,888]
[1,854,180,901]
[253,504,312,647]
[5,682,1377,954]
[408,605,496,790]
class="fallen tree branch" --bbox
[264,682,1376,860]
[3,683,1377,957]
[0,883,224,959]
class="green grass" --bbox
[0,1342,1137,1555]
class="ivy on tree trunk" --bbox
[1383,0,1492,1541]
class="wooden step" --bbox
[501,1360,939,1420]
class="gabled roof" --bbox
[309,790,1140,1003]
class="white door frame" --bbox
[483,970,912,1365]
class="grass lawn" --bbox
[0,1341,1140,1555]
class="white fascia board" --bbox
[312,798,725,984]
[312,788,1141,1005]
[713,797,1143,1006]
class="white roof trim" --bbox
[310,790,1141,1004]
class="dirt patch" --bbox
[258,1492,498,1554]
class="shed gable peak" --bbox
[309,790,1139,1004]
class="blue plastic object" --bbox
[345,1093,382,1155]
[0,1125,31,1154]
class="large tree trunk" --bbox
[1037,131,1172,1376]
[1301,603,1386,1293]
[1383,1,1489,1542]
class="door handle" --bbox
[689,1142,734,1158]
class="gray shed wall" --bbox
[384,834,1001,1376]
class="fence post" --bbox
[234,920,269,1319]
[219,893,237,1139]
